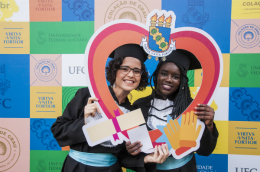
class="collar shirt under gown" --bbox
[51,87,147,172]
[133,92,219,172]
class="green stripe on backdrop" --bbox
[30,22,94,54]
[230,53,260,87]
[187,70,194,87]
[62,87,86,113]
[30,150,69,172]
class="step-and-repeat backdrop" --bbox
[0,0,260,171]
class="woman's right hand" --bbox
[144,144,169,164]
[84,97,101,124]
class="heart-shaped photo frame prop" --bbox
[82,10,223,159]
[83,20,151,146]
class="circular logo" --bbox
[104,0,150,24]
[0,128,20,171]
[236,24,260,48]
[34,59,57,82]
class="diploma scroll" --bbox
[82,109,146,146]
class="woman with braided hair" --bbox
[126,49,219,172]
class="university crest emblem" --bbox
[140,10,176,61]
[0,64,11,96]
[182,0,209,29]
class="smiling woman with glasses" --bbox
[119,66,143,76]
[51,43,170,172]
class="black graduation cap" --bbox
[163,49,201,71]
[109,44,147,63]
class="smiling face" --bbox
[156,62,181,99]
[114,57,142,94]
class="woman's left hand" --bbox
[194,104,214,133]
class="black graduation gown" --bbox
[51,87,146,172]
[133,92,219,172]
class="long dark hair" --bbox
[149,61,193,119]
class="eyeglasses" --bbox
[119,66,143,76]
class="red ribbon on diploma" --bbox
[112,109,129,141]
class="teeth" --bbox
[125,80,134,83]
[163,85,171,89]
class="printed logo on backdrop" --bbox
[197,165,215,172]
[235,63,260,78]
[30,119,60,150]
[0,64,11,109]
[104,0,150,24]
[0,64,11,96]
[195,153,228,172]
[36,94,56,111]
[35,159,63,171]
[235,167,258,172]
[230,20,260,53]
[36,32,47,45]
[69,66,85,74]
[140,12,176,60]
[182,0,209,28]
[3,28,24,48]
[236,24,260,49]
[36,159,47,172]
[0,0,19,22]
[237,63,248,78]
[0,127,20,172]
[35,33,88,44]
[62,54,87,86]
[30,0,62,21]
[37,161,62,171]
[30,55,62,86]
[34,59,57,82]
[235,130,257,147]
[34,0,55,11]
[63,0,94,21]
[230,88,260,121]
[30,86,62,118]
[228,121,260,155]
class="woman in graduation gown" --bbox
[51,44,169,172]
[126,49,219,172]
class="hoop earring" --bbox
[113,83,116,88]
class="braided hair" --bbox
[149,60,193,119]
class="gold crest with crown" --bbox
[140,10,176,61]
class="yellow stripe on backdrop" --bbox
[231,0,260,19]
[229,121,260,155]
[30,86,62,118]
[213,121,229,154]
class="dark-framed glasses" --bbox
[119,66,143,76]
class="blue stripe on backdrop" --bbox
[30,118,62,150]
[195,153,228,172]
[229,87,260,122]
[62,0,95,21]
[0,54,30,118]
